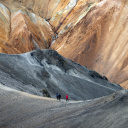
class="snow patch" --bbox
[51,40,56,46]
[65,0,78,10]
[0,3,9,20]
[12,10,24,18]
[43,18,52,27]
[30,13,37,23]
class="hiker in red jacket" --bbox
[66,94,69,101]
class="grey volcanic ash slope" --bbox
[0,49,122,100]
[0,84,128,128]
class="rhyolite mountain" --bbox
[0,0,128,88]
[0,49,122,100]
[0,1,127,127]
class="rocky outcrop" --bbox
[0,49,122,100]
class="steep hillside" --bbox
[0,2,55,53]
[50,0,128,87]
[0,49,122,100]
[0,0,128,88]
[0,84,127,128]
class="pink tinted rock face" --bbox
[51,0,128,88]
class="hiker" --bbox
[58,94,61,101]
[66,94,69,101]
[56,93,59,100]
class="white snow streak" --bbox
[0,3,9,20]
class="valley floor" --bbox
[0,84,128,128]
